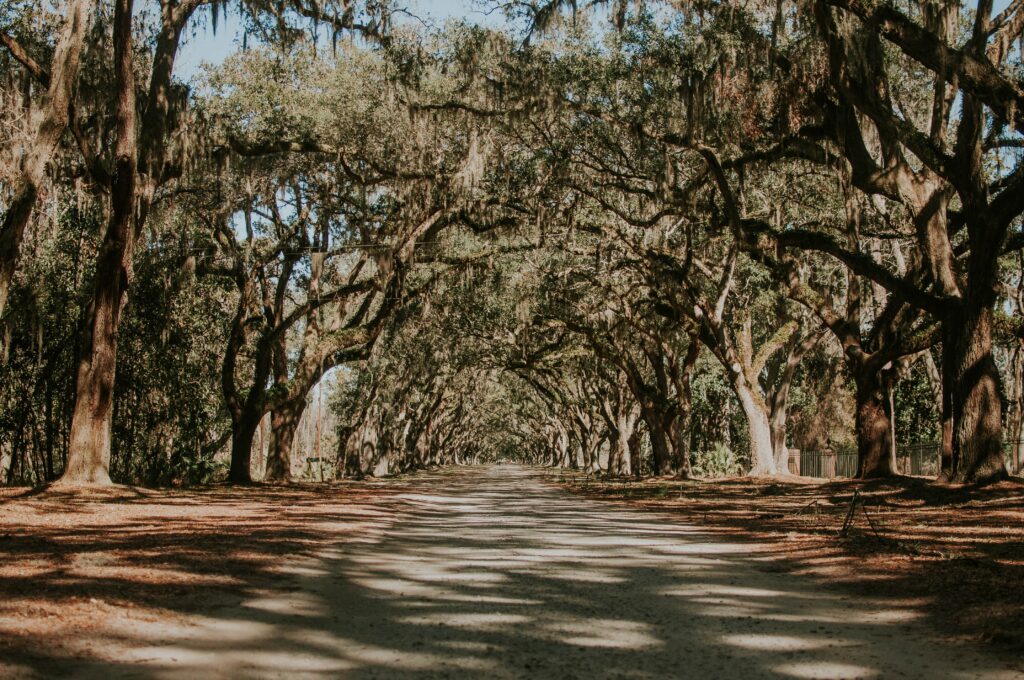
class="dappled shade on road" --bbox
[1,466,1020,678]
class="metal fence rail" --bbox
[798,448,858,478]
[791,439,1024,479]
[899,443,940,477]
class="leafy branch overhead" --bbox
[0,0,1021,489]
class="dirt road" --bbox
[3,465,1020,678]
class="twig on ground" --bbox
[839,490,922,556]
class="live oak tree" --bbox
[0,0,93,319]
[2,0,1021,486]
[535,0,1023,482]
[52,0,396,484]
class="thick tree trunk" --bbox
[671,336,700,478]
[338,427,365,480]
[620,408,636,476]
[944,306,1006,483]
[581,439,593,472]
[0,185,37,318]
[642,408,673,476]
[854,367,895,478]
[628,429,643,478]
[63,189,135,486]
[555,427,570,468]
[885,370,899,473]
[265,401,305,483]
[59,0,135,486]
[769,411,787,474]
[767,329,820,475]
[671,416,691,479]
[734,378,775,475]
[2,445,14,485]
[574,420,593,472]
[0,0,93,319]
[228,412,261,483]
[64,287,119,485]
[607,431,625,475]
[582,421,602,473]
[608,407,635,476]
[224,325,276,482]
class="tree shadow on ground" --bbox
[563,471,1024,656]
[1,466,1021,678]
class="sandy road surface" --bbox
[4,465,1020,679]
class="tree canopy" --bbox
[1,0,1022,487]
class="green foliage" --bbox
[0,196,234,485]
[112,226,235,486]
[692,443,743,479]
[2,0,1023,488]
[894,360,941,447]
[0,202,98,484]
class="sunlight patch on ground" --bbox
[554,535,696,548]
[686,585,797,599]
[509,546,608,560]
[355,558,511,585]
[845,605,924,624]
[243,591,327,617]
[663,583,842,603]
[273,556,333,578]
[697,604,783,619]
[274,565,332,577]
[397,611,532,629]
[138,616,280,643]
[430,593,544,606]
[642,541,758,555]
[531,567,626,583]
[127,645,356,674]
[342,647,497,673]
[345,575,454,596]
[722,633,856,652]
[773,660,879,679]
[755,605,923,626]
[688,596,772,609]
[546,619,662,649]
[438,640,501,652]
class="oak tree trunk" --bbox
[0,185,37,318]
[606,431,625,476]
[60,0,135,486]
[228,412,261,483]
[734,378,775,475]
[628,429,643,478]
[266,402,305,483]
[770,412,788,475]
[642,407,673,476]
[671,416,691,479]
[0,0,93,319]
[944,305,1006,483]
[607,407,635,476]
[854,367,895,478]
